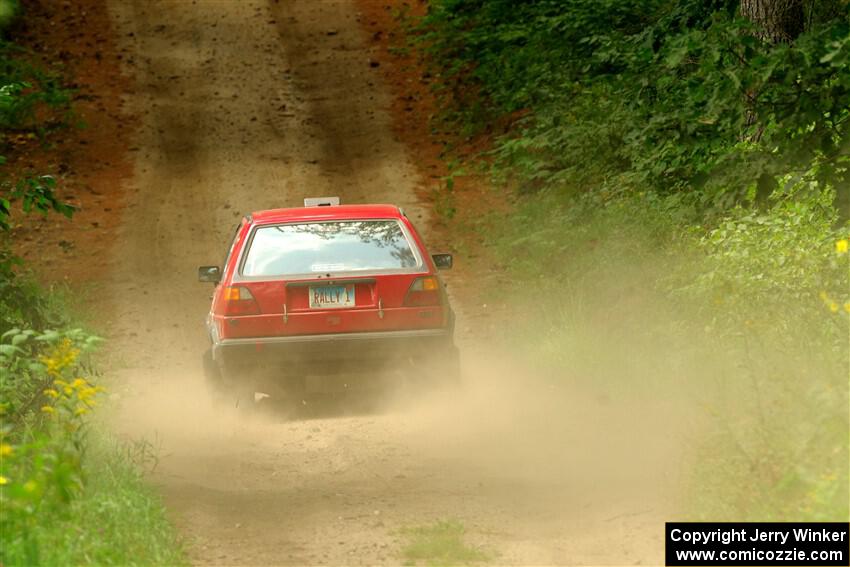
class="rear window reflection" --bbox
[241,220,419,276]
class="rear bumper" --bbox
[212,328,454,372]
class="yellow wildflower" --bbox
[40,339,80,377]
[0,443,12,457]
[0,476,7,485]
[71,378,87,389]
[43,388,59,399]
[845,302,850,314]
[41,405,55,415]
[829,302,839,313]
[837,239,849,255]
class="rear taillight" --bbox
[221,286,260,315]
[403,276,442,307]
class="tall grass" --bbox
[2,433,186,566]
[0,274,186,566]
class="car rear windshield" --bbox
[241,220,420,276]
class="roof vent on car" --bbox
[304,197,340,207]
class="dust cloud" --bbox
[106,330,689,565]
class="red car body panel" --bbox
[204,205,454,360]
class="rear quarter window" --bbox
[241,219,420,277]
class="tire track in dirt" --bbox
[101,1,679,565]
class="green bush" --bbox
[0,38,74,232]
[2,432,187,566]
[0,328,186,566]
[417,0,850,210]
[0,1,18,35]
[481,185,848,521]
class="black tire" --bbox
[207,351,259,413]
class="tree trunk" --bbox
[740,0,805,43]
[740,0,805,153]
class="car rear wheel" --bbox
[210,355,261,412]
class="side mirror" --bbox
[432,254,453,270]
[198,266,221,283]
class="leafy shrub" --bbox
[0,296,186,567]
[0,328,101,425]
[0,329,102,564]
[0,1,17,35]
[481,183,848,521]
[691,187,848,332]
[0,39,74,232]
[0,42,71,132]
[417,1,850,210]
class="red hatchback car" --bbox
[199,199,458,405]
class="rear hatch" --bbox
[216,219,447,338]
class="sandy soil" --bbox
[94,1,683,565]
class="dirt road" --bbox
[101,1,679,564]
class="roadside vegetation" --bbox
[400,519,491,566]
[411,0,849,521]
[0,4,185,565]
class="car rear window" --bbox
[241,220,420,276]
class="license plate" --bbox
[309,284,355,309]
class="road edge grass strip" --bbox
[400,519,491,566]
[0,276,188,566]
[6,431,187,566]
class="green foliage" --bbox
[0,174,74,231]
[0,41,71,131]
[0,327,186,566]
[1,434,187,567]
[0,33,76,357]
[482,183,848,521]
[0,327,101,425]
[0,39,74,232]
[690,186,848,327]
[0,330,102,563]
[400,520,490,566]
[0,261,75,337]
[0,1,17,35]
[418,1,850,208]
[493,193,848,520]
